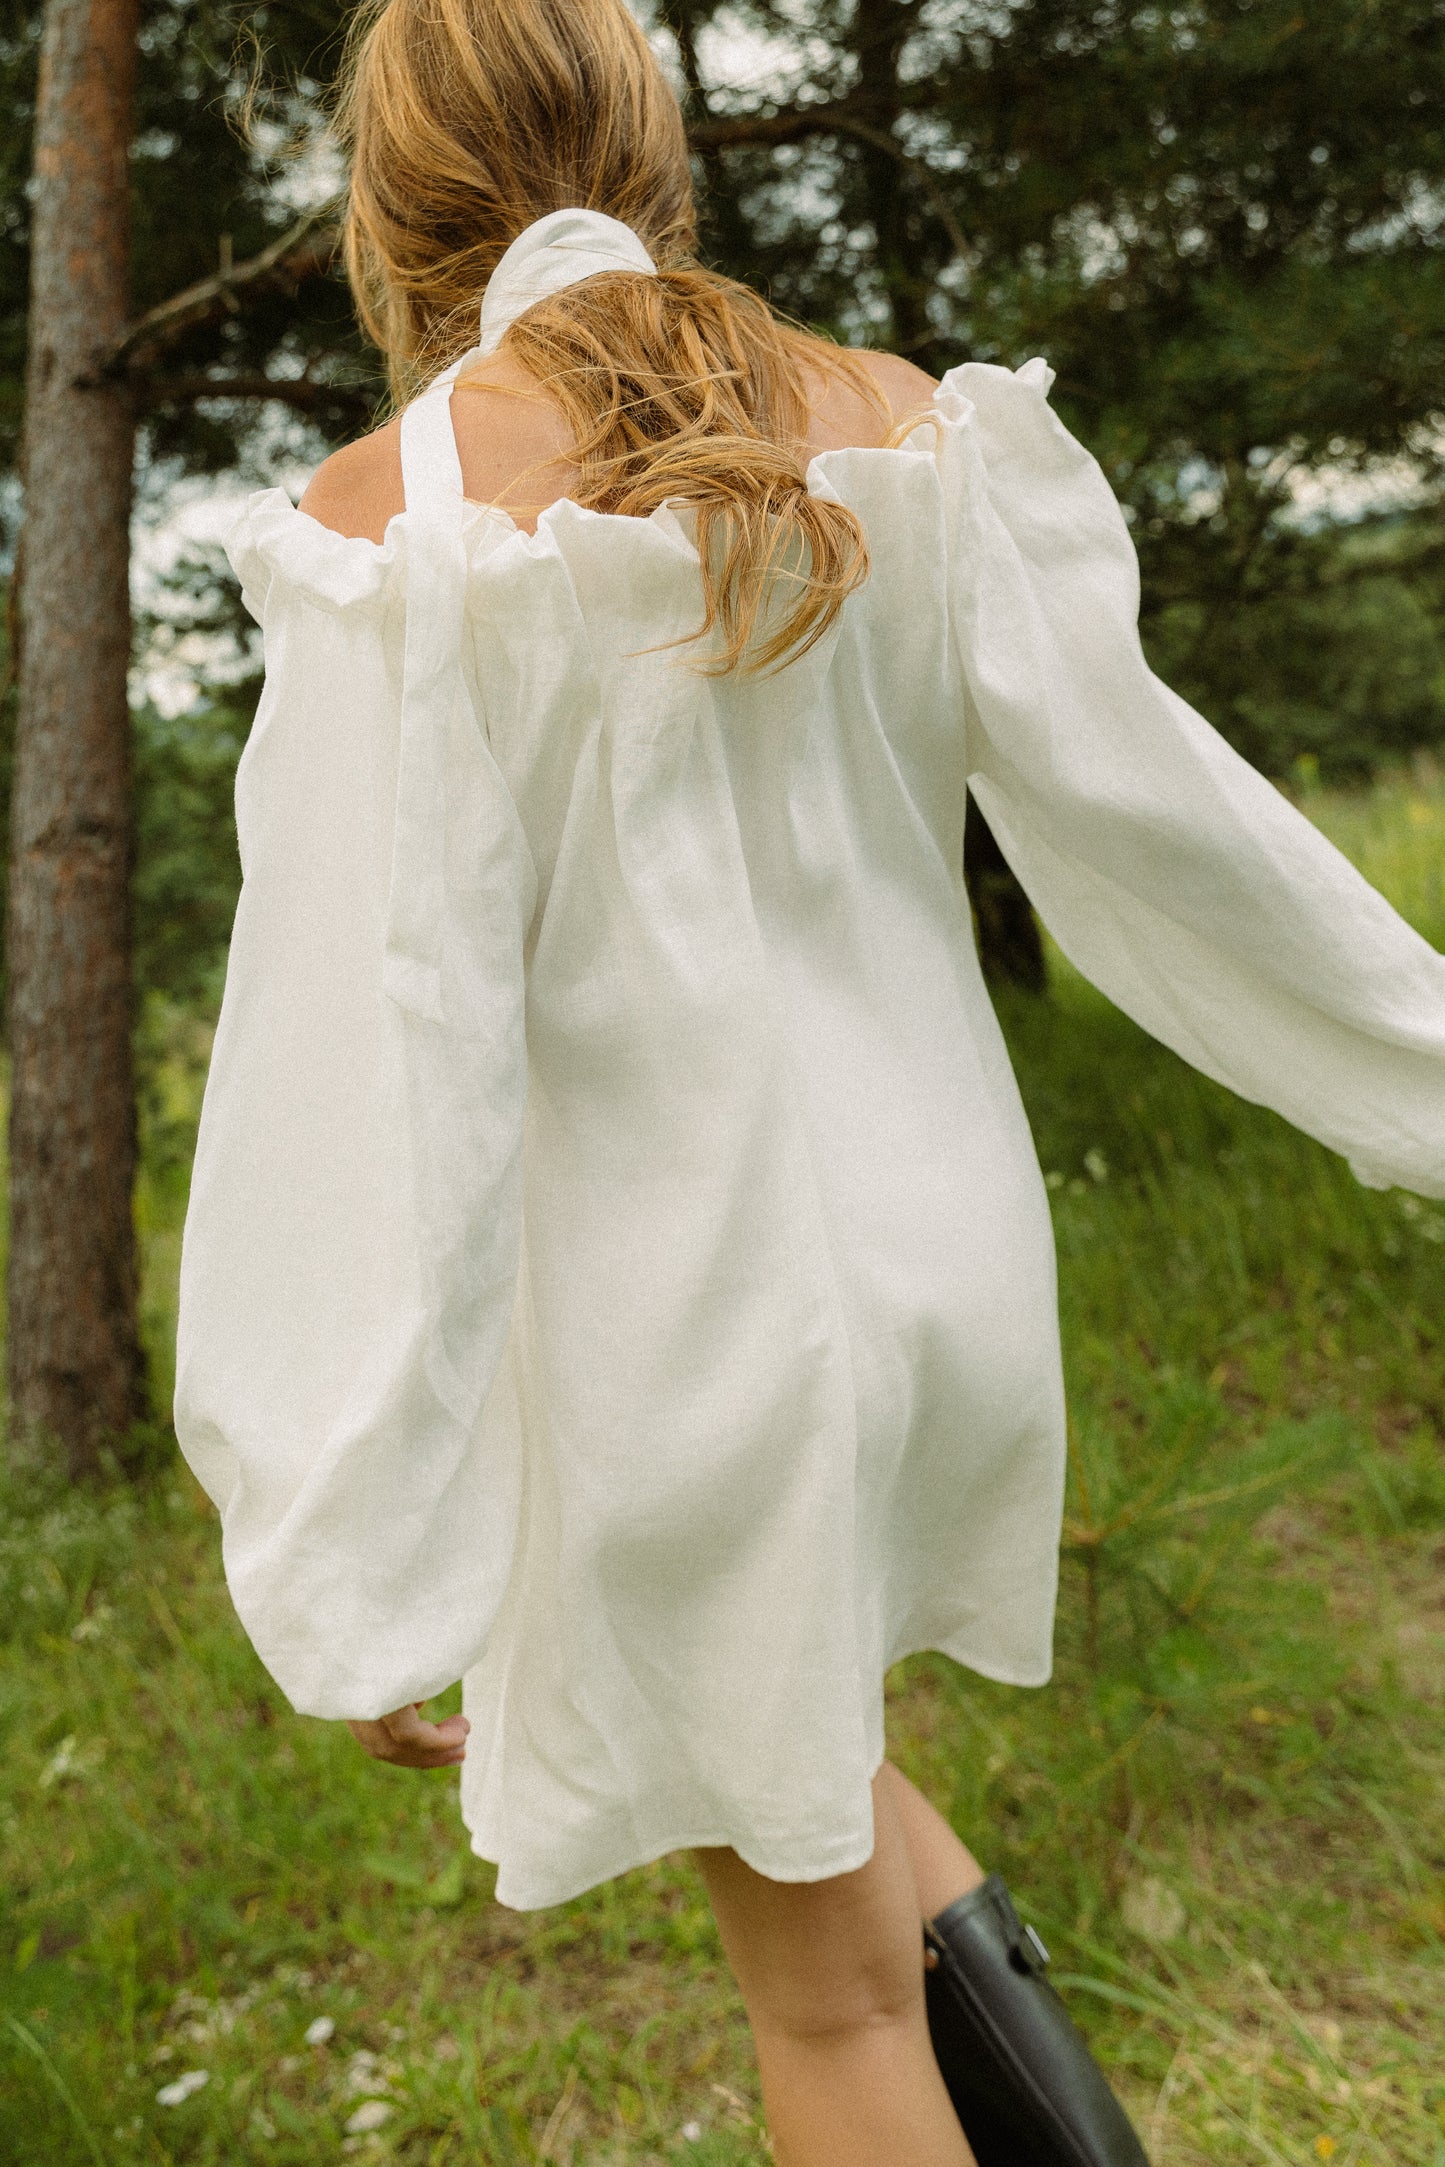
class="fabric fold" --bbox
[176,501,534,1720]
[382,356,476,1022]
[226,487,403,621]
[933,359,1445,1200]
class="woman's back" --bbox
[193,296,1050,1899]
[298,342,938,544]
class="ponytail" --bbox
[500,266,878,674]
[338,0,883,676]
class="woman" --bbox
[174,2,1445,2162]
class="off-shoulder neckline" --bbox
[225,360,1055,611]
[256,395,965,565]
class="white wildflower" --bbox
[172,1987,252,2046]
[345,2050,382,2096]
[682,2120,704,2141]
[344,2100,392,2135]
[305,2015,336,2046]
[39,1736,78,1788]
[156,2070,210,2108]
[1120,1875,1185,1944]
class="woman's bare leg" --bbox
[877,1760,987,1918]
[695,1768,976,2167]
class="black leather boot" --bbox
[923,1874,1150,2167]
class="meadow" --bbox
[1,766,1442,2167]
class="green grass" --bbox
[2,765,1443,2166]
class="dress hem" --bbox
[467,1635,1052,1912]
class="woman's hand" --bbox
[347,1702,469,1769]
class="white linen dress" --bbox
[175,250,1445,1911]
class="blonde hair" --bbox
[336,0,882,672]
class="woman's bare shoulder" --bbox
[298,352,577,539]
[853,349,942,421]
[295,345,942,541]
[802,346,940,453]
[298,418,405,546]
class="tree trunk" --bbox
[847,0,1045,992]
[9,0,144,1476]
[851,0,934,360]
[965,795,1047,995]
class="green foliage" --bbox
[0,1457,142,1646]
[1144,520,1445,782]
[667,0,1445,778]
[134,697,247,1016]
[0,1459,763,2164]
[4,2,1445,2145]
[1063,1382,1354,1746]
[0,0,39,465]
[5,0,1445,769]
[0,0,376,523]
[130,546,254,1114]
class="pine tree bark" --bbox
[848,0,1045,992]
[9,0,145,1475]
[851,0,934,359]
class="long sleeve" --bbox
[174,497,536,1718]
[934,362,1445,1199]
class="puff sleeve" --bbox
[936,363,1445,1199]
[174,494,536,1719]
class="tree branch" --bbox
[686,104,967,265]
[89,91,965,416]
[657,0,710,114]
[688,102,862,151]
[82,199,345,384]
[829,116,971,267]
[140,371,375,423]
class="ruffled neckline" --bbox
[225,359,1056,618]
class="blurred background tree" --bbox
[669,0,1445,779]
[1,0,372,1473]
[1,0,1443,1451]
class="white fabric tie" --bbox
[384,209,658,1022]
[478,207,658,356]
